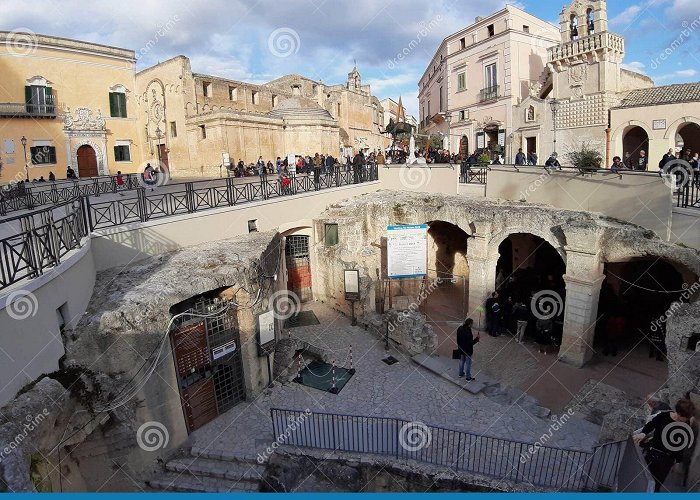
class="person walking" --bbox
[535,316,553,354]
[513,299,529,344]
[456,318,480,381]
[633,399,696,492]
[485,292,498,334]
[515,148,527,166]
[313,153,321,190]
[637,150,648,171]
[116,170,125,196]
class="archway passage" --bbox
[676,122,700,156]
[597,259,694,364]
[495,233,566,344]
[76,145,98,177]
[623,126,649,169]
[285,235,312,303]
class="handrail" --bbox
[270,407,626,491]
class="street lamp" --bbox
[20,136,28,181]
[155,126,162,170]
[550,99,559,155]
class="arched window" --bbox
[587,8,595,35]
[570,14,579,41]
[526,106,535,122]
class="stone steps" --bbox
[148,448,266,493]
[411,353,551,419]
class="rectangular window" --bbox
[523,25,530,33]
[459,110,466,121]
[487,24,495,37]
[251,91,259,105]
[30,145,57,165]
[170,121,177,138]
[229,86,237,101]
[457,72,466,91]
[109,92,127,118]
[114,144,131,162]
[248,220,258,233]
[25,85,54,115]
[485,63,497,89]
[439,86,444,111]
[337,103,341,117]
[325,224,339,246]
[460,37,466,49]
[202,81,212,98]
[272,94,279,107]
[200,125,206,139]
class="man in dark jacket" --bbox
[659,148,676,170]
[515,148,527,165]
[457,318,479,380]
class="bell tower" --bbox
[560,0,608,43]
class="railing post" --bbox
[25,187,34,210]
[226,177,235,206]
[93,177,100,197]
[82,196,93,234]
[185,182,195,213]
[137,187,147,222]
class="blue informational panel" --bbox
[387,225,428,279]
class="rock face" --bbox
[367,310,436,355]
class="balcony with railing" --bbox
[0,99,58,118]
[479,85,500,102]
[548,31,625,62]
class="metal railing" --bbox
[0,174,141,216]
[677,177,700,209]
[86,167,379,231]
[270,408,627,492]
[459,167,489,184]
[479,85,500,102]
[0,102,57,117]
[0,199,88,290]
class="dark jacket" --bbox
[457,325,479,356]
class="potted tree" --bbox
[566,143,603,174]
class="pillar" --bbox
[558,228,605,367]
[466,222,496,331]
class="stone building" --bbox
[418,5,560,157]
[0,32,143,181]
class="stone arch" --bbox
[612,119,653,146]
[663,116,700,140]
[487,226,566,264]
[71,140,105,176]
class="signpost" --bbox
[344,269,360,326]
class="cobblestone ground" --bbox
[189,304,600,463]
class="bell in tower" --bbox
[560,0,609,44]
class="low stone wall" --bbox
[367,310,436,356]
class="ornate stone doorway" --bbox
[76,145,98,177]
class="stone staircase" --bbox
[147,447,266,493]
[411,353,551,419]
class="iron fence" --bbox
[86,168,378,231]
[0,199,88,290]
[677,178,700,209]
[270,408,627,492]
[459,167,489,184]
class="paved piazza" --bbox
[189,303,600,460]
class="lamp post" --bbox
[444,112,452,154]
[20,136,28,181]
[155,126,162,167]
[550,99,559,155]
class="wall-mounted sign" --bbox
[652,119,667,130]
[498,129,506,147]
[221,152,230,167]
[212,340,236,360]
[287,154,296,175]
[344,269,360,301]
[258,310,275,346]
[387,225,428,279]
[476,132,485,149]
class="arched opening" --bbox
[570,14,579,40]
[76,145,98,177]
[676,122,700,157]
[459,135,469,157]
[493,233,566,344]
[597,258,697,370]
[586,8,595,35]
[622,126,649,170]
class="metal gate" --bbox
[285,235,312,302]
[170,297,246,433]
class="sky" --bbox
[2,0,699,118]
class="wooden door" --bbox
[76,145,98,177]
[158,144,169,174]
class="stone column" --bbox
[558,228,605,368]
[466,222,495,331]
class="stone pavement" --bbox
[186,303,600,467]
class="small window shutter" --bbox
[25,86,32,104]
[109,92,117,117]
[119,93,127,117]
[45,86,53,105]
[114,145,120,161]
[49,147,56,163]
